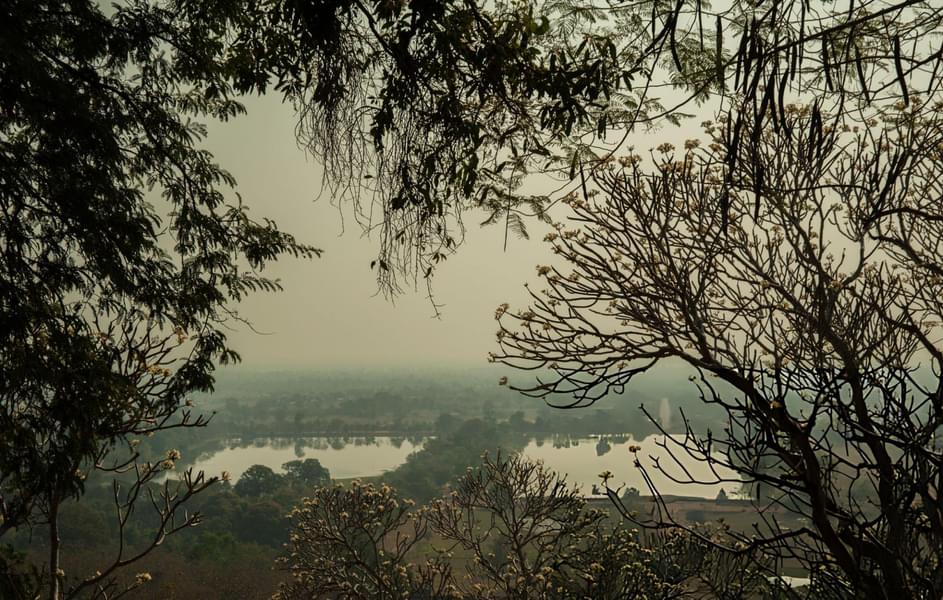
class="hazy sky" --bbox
[201,80,713,373]
[205,94,552,371]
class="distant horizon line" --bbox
[214,362,695,375]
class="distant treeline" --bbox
[195,369,725,438]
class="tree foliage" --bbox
[277,454,775,599]
[0,0,316,596]
[275,0,943,292]
[495,95,943,597]
[282,458,331,487]
[234,465,285,498]
[268,0,628,292]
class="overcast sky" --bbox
[204,94,553,371]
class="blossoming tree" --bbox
[494,98,943,597]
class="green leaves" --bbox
[0,0,318,551]
[274,0,635,289]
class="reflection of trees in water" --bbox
[530,433,643,452]
[544,434,602,448]
[551,434,573,449]
[170,436,430,476]
[595,438,611,457]
[309,438,329,450]
[151,436,231,475]
[271,438,296,450]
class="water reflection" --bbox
[523,434,739,498]
[187,436,426,481]
[595,438,611,456]
[183,433,740,498]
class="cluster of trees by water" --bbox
[1,419,526,597]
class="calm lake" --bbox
[524,435,739,498]
[183,434,739,498]
[183,436,426,481]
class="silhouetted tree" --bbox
[0,2,316,596]
[496,97,943,598]
[282,459,330,488]
[234,466,284,498]
[277,0,943,292]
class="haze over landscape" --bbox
[5,1,943,599]
[205,93,549,371]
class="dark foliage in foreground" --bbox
[1,1,316,595]
[497,97,943,599]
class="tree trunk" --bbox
[48,491,60,600]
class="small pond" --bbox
[522,435,739,498]
[184,436,426,481]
